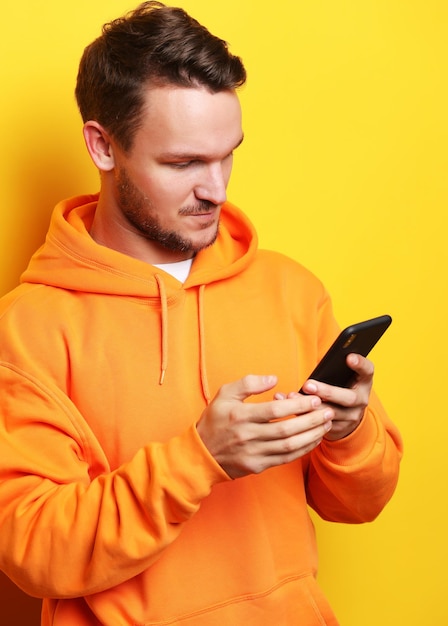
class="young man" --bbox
[0,2,402,624]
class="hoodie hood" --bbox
[21,194,258,296]
[21,194,258,395]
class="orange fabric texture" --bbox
[0,196,402,625]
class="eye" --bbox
[167,159,202,170]
[168,161,192,169]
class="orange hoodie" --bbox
[0,195,402,625]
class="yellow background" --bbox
[1,1,447,624]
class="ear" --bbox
[82,121,116,172]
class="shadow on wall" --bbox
[0,123,56,620]
[0,116,94,618]
[2,112,97,296]
[0,571,41,625]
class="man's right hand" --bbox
[196,375,334,479]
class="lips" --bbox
[188,212,216,221]
[179,202,218,217]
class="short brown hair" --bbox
[75,1,246,151]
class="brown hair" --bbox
[75,1,246,151]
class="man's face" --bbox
[107,86,243,263]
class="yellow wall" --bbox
[1,1,447,623]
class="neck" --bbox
[89,196,193,265]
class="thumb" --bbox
[218,375,278,403]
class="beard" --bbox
[115,166,220,255]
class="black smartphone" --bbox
[300,314,392,392]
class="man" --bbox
[0,2,402,625]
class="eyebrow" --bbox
[159,134,245,161]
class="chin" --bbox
[196,227,220,251]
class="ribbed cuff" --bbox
[318,407,379,467]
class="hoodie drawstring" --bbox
[154,274,211,404]
[198,285,211,404]
[155,274,168,385]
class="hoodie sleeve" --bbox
[0,363,229,599]
[301,288,403,523]
[305,390,403,522]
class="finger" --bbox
[346,354,374,380]
[301,379,357,407]
[218,375,278,403]
[220,376,323,423]
[274,391,307,400]
[237,414,334,475]
[260,407,334,442]
[264,417,333,460]
[243,394,323,424]
[273,392,286,400]
[234,408,332,454]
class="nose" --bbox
[194,162,228,206]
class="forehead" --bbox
[134,86,243,156]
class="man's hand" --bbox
[196,375,334,479]
[300,353,374,441]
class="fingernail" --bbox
[306,382,318,393]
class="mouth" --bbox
[189,211,214,218]
[183,208,220,233]
[179,202,219,217]
[187,212,217,224]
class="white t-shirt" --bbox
[153,258,193,284]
